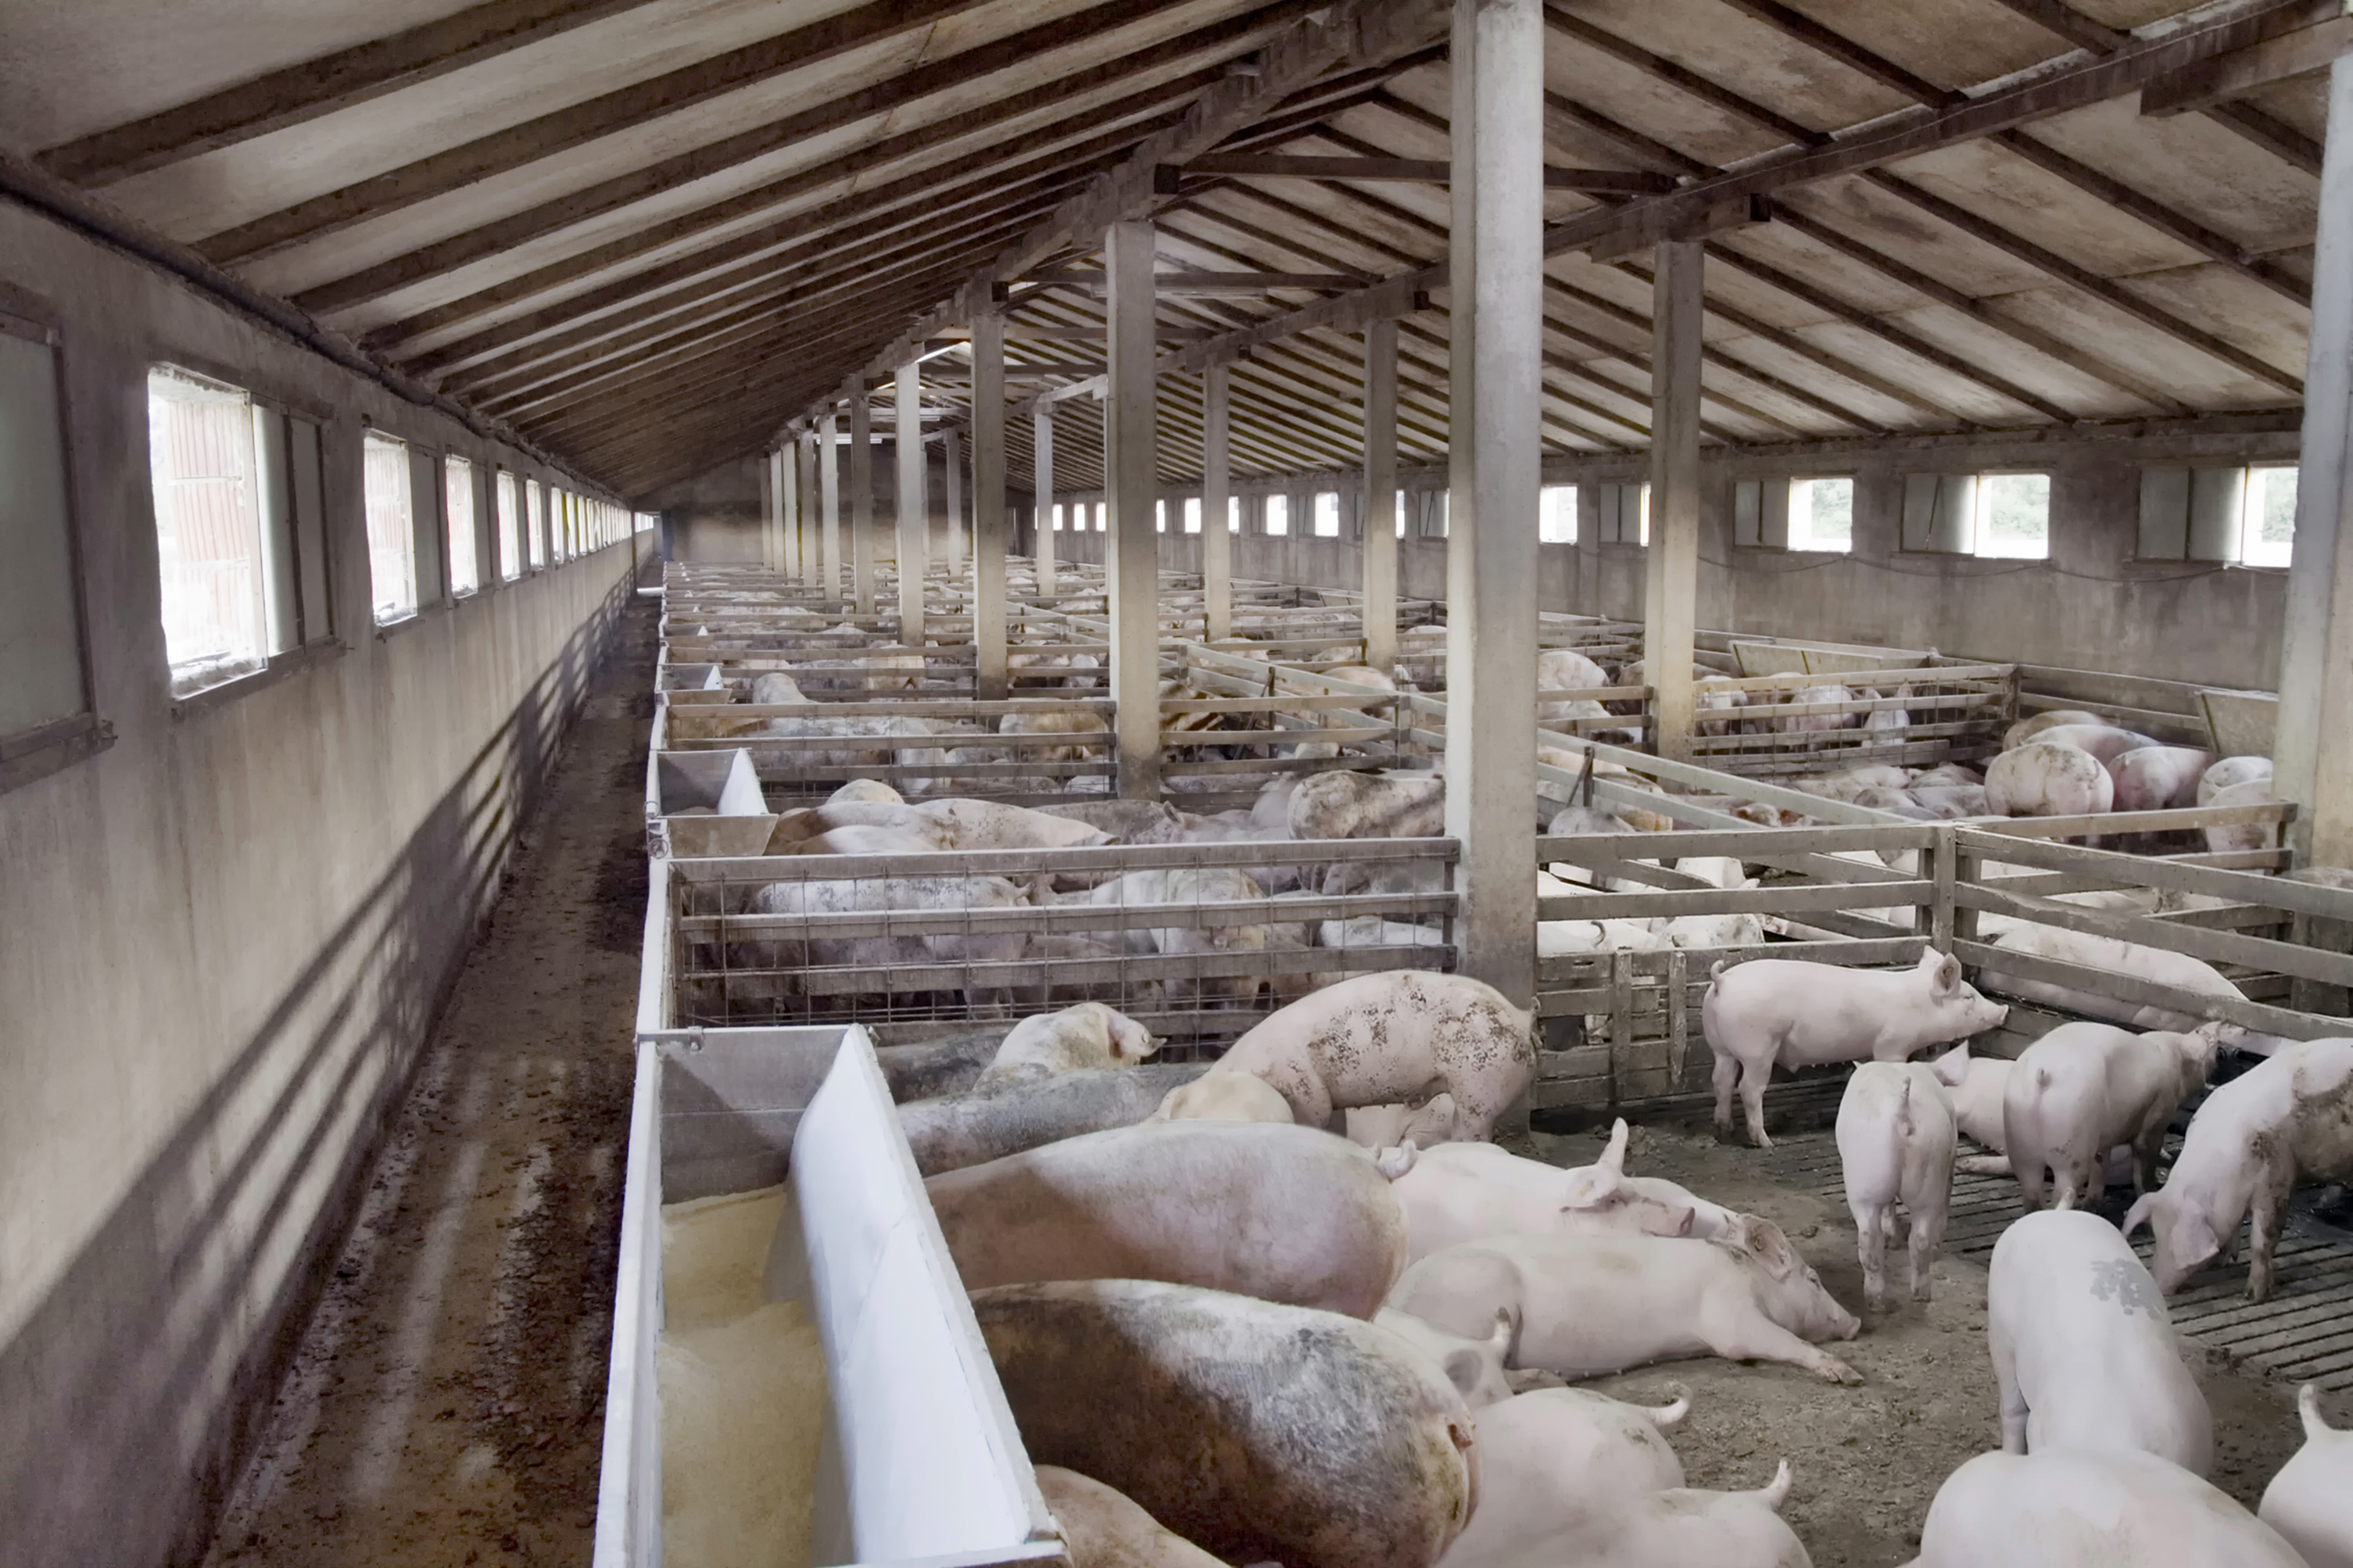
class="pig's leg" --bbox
[1989,1319,2027,1452]
[1712,1048,1741,1137]
[1907,1193,1946,1304]
[2130,1127,2165,1194]
[2013,1149,2046,1212]
[1850,1197,1887,1312]
[1707,1313,1861,1385]
[1739,1056,1774,1150]
[2246,1158,2297,1304]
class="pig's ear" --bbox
[1599,1119,1630,1173]
[1929,1044,1968,1087]
[2121,1192,2158,1238]
[1931,953,1964,995]
[1738,1215,1800,1278]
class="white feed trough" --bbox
[592,1022,1066,1568]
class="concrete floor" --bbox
[202,594,656,1568]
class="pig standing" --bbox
[2004,1022,2222,1211]
[1216,971,1538,1141]
[1984,741,2114,818]
[2126,1036,2353,1301]
[1705,953,2007,1148]
[1386,1223,1861,1384]
[1988,1209,2212,1476]
[973,1280,1477,1568]
[1913,1449,2302,1568]
[1835,1062,1957,1309]
[1929,1043,2012,1161]
[2108,746,2215,813]
[977,1002,1159,1085]
[2260,1385,2353,1568]
[1470,1465,1809,1568]
[1391,1122,1696,1262]
[927,1121,1409,1316]
[1034,1467,1227,1568]
[1434,1387,1689,1566]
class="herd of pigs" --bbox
[855,955,2353,1568]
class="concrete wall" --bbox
[0,200,645,1567]
[1054,424,2295,689]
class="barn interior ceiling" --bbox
[0,0,2335,500]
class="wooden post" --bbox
[818,411,842,603]
[1444,0,1543,1018]
[896,362,927,643]
[1033,409,1057,599]
[1646,239,1703,764]
[1202,362,1233,643]
[973,310,1009,700]
[2275,58,2353,869]
[848,382,876,617]
[1363,316,1399,675]
[1106,218,1162,800]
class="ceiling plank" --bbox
[1982,0,2126,55]
[2143,12,2353,116]
[1711,0,1960,106]
[1540,5,1825,149]
[1172,153,1677,191]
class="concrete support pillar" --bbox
[973,310,1009,700]
[795,432,817,585]
[944,429,965,589]
[781,443,802,582]
[1444,0,1542,1014]
[1034,410,1057,599]
[819,412,843,603]
[1645,240,1705,764]
[1105,219,1162,800]
[897,363,927,643]
[849,382,876,617]
[2276,57,2353,868]
[760,449,778,571]
[1202,362,1233,643]
[1363,317,1399,674]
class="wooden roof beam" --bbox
[1162,154,1678,192]
[2143,10,2353,115]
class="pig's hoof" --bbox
[1822,1359,1864,1386]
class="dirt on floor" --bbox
[201,592,656,1568]
[1527,1121,2305,1568]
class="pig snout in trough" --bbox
[1033,1467,1230,1568]
[2260,1384,2353,1568]
[1835,1061,1957,1310]
[973,1279,1478,1568]
[1216,971,1538,1142]
[1391,1119,1696,1264]
[1704,953,2006,1148]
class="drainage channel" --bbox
[1757,1131,2353,1392]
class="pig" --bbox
[2022,722,2159,768]
[1148,1069,1296,1124]
[1913,1448,2302,1568]
[1835,1061,1957,1309]
[1984,740,2115,818]
[741,871,1030,1010]
[926,1121,1409,1316]
[1384,1223,1862,1384]
[2204,777,2285,852]
[1539,918,1667,957]
[2108,746,2216,813]
[1090,867,1273,1000]
[911,797,1112,850]
[2125,1036,2353,1301]
[1288,769,1446,840]
[2260,1384,2353,1568]
[1618,1170,1751,1243]
[876,1026,1012,1101]
[899,1065,1212,1175]
[825,777,901,804]
[997,705,1108,764]
[2004,1022,2223,1210]
[2199,754,2274,805]
[1987,1208,2212,1475]
[1216,971,1538,1141]
[1663,911,1767,950]
[976,1002,1159,1085]
[1348,1095,1460,1151]
[1468,1466,1807,1568]
[1434,1387,1689,1565]
[1391,1122,1698,1263]
[1695,677,1748,736]
[2003,709,2105,750]
[1321,916,1449,950]
[1033,1467,1227,1568]
[1705,952,2008,1148]
[1975,925,2269,1043]
[1537,647,1611,707]
[1776,682,1861,733]
[972,1280,1477,1568]
[1929,1042,2012,1155]
[1375,1307,1517,1409]
[749,670,810,704]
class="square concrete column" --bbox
[1033,409,1057,598]
[795,431,817,586]
[943,429,965,585]
[760,449,778,571]
[2276,57,2353,867]
[1105,219,1162,800]
[818,412,843,603]
[1202,362,1233,642]
[897,363,927,644]
[973,310,1009,700]
[1363,317,1400,675]
[1444,0,1542,1012]
[1645,240,1704,763]
[781,444,802,582]
[849,382,877,617]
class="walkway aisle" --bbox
[206,591,657,1568]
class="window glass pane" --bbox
[363,433,417,621]
[1265,495,1288,535]
[1313,492,1339,536]
[526,480,546,567]
[496,471,521,579]
[1155,499,1167,533]
[2243,466,2297,567]
[0,327,88,736]
[1539,485,1578,543]
[1228,496,1241,533]
[149,369,269,693]
[1974,472,2050,559]
[1395,489,1407,539]
[1184,497,1202,534]
[444,456,478,594]
[1790,477,1853,553]
[1637,484,1650,546]
[1094,502,1105,532]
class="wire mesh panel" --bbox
[664,837,1459,1051]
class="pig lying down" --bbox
[1706,953,2006,1148]
[1989,1208,2212,1476]
[1391,1122,1696,1262]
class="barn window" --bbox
[363,432,418,621]
[1229,495,1242,533]
[1183,497,1202,534]
[1974,472,2049,559]
[1792,478,1853,551]
[1539,484,1578,543]
[147,367,296,693]
[496,470,521,580]
[525,479,546,567]
[1,313,98,779]
[1156,499,1167,533]
[443,456,479,595]
[1264,495,1289,535]
[1313,492,1341,536]
[1395,489,1407,539]
[1595,482,1646,544]
[2242,464,2297,567]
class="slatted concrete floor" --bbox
[1759,1131,2353,1392]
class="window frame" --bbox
[442,452,482,597]
[1969,470,2052,560]
[2240,462,2298,569]
[1538,483,1578,545]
